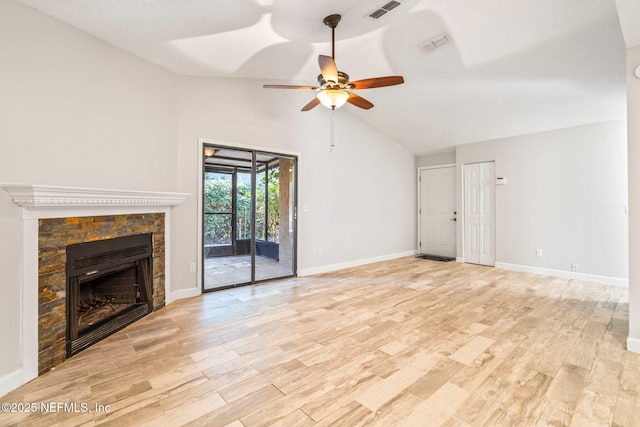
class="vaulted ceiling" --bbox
[15,0,640,155]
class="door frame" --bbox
[197,138,301,293]
[417,164,456,257]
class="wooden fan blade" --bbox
[318,55,339,83]
[301,97,321,111]
[347,93,374,110]
[263,84,318,90]
[349,76,404,89]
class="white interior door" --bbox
[419,166,456,258]
[463,162,496,266]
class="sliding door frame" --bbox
[197,138,300,293]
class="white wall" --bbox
[0,0,177,391]
[0,1,417,394]
[171,76,417,293]
[0,2,178,190]
[456,120,628,284]
[627,46,640,352]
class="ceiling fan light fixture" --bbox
[317,89,349,110]
[263,13,403,112]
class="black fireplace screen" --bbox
[65,233,153,356]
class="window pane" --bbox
[255,169,266,241]
[267,165,280,243]
[204,172,232,213]
[236,171,252,240]
[204,213,232,245]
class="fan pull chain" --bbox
[330,109,335,151]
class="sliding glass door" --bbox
[254,153,296,282]
[202,145,297,291]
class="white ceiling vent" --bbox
[419,33,451,54]
[368,1,402,19]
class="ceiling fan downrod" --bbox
[323,14,341,60]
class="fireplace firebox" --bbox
[65,233,153,356]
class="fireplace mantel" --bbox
[0,183,190,394]
[2,183,189,208]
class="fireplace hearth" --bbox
[66,233,153,356]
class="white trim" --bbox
[1,184,188,208]
[163,210,176,304]
[0,184,189,396]
[21,216,39,386]
[167,287,201,304]
[0,369,25,397]
[416,164,456,255]
[299,250,416,276]
[418,164,456,171]
[495,262,629,287]
[627,336,640,354]
[197,140,205,294]
[456,257,464,263]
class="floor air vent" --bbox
[368,1,402,19]
[416,254,454,262]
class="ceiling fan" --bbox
[263,14,404,111]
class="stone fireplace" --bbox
[38,215,165,372]
[1,184,188,382]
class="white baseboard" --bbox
[0,368,27,397]
[456,257,464,263]
[495,262,628,287]
[166,286,201,304]
[628,336,640,354]
[627,336,640,354]
[299,250,416,277]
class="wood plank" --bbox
[2,257,639,425]
[401,383,469,426]
[449,335,495,365]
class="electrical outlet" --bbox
[189,262,196,273]
[318,247,323,255]
[571,263,579,271]
[536,249,543,257]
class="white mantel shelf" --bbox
[1,183,189,208]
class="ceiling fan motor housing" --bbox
[317,71,350,88]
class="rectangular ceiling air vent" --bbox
[432,34,450,48]
[419,33,451,54]
[368,1,402,19]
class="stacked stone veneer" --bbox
[38,213,165,374]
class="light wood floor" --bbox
[3,257,639,426]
